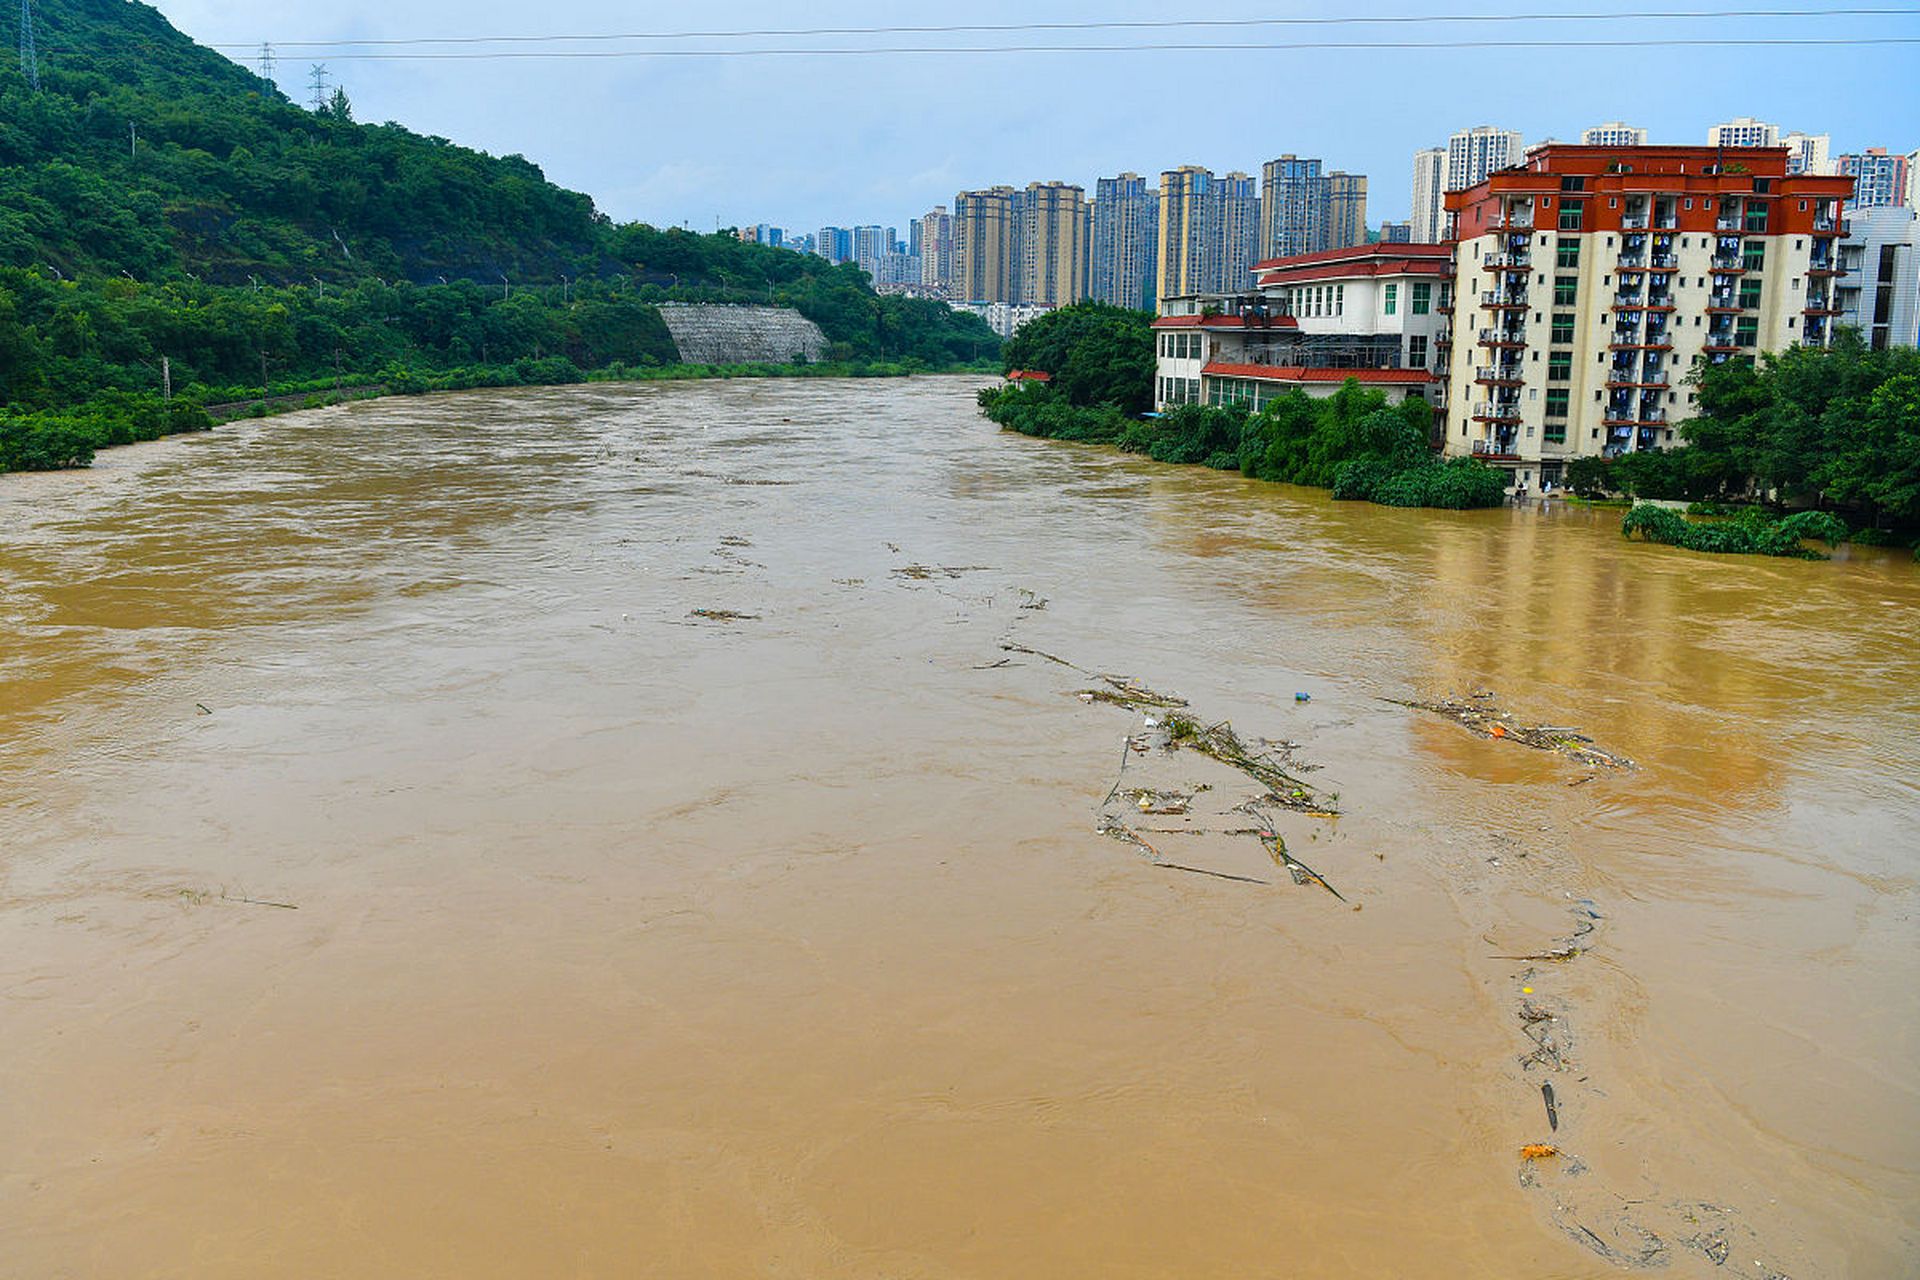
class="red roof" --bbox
[1203,362,1439,386]
[1005,369,1052,382]
[1256,258,1451,287]
[1150,313,1299,330]
[1251,242,1452,273]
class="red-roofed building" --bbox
[1152,245,1455,413]
[1005,369,1052,383]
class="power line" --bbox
[219,36,1920,62]
[257,40,275,86]
[207,7,1920,50]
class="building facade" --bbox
[1782,131,1833,176]
[1410,147,1447,243]
[1091,173,1158,310]
[1838,149,1912,209]
[1260,155,1328,260]
[1442,143,1851,490]
[1446,126,1525,195]
[952,186,1017,303]
[1708,117,1780,149]
[1837,206,1920,349]
[1019,181,1092,307]
[1328,172,1369,249]
[1149,244,1453,412]
[1582,122,1649,147]
[1379,220,1413,243]
[1219,171,1261,294]
[1158,165,1220,306]
[918,205,954,291]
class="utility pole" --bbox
[129,122,137,159]
[18,0,38,92]
[256,41,275,89]
[308,63,329,112]
[160,356,171,402]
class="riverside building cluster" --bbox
[1145,118,1918,493]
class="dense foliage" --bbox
[1621,504,1851,559]
[0,1,998,472]
[979,379,1507,510]
[999,302,1156,414]
[1567,335,1920,534]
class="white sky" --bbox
[151,1,1920,234]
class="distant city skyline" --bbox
[149,1,1920,235]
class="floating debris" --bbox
[1390,697,1634,769]
[1162,713,1336,813]
[1520,1143,1561,1161]
[892,563,991,581]
[688,609,760,623]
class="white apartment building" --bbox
[1150,245,1452,411]
[1782,131,1833,176]
[1442,143,1851,490]
[1583,122,1649,147]
[1410,147,1447,243]
[1447,127,1525,195]
[1708,117,1781,149]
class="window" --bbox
[1411,282,1432,315]
[1738,278,1763,309]
[1742,241,1767,272]
[1409,334,1428,367]
[1560,176,1586,192]
[1744,205,1769,233]
[1735,317,1759,347]
[1559,201,1585,231]
[1556,238,1580,268]
[1383,283,1398,315]
[1548,351,1572,382]
[1550,313,1576,343]
[1544,388,1570,420]
[1554,276,1579,306]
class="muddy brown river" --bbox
[2,376,1916,1277]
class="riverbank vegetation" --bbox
[0,2,997,473]
[982,303,1507,510]
[1567,335,1919,542]
[1621,504,1852,559]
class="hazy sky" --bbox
[150,1,1920,234]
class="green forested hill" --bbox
[2,0,606,283]
[0,0,997,472]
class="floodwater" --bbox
[1,376,1915,1278]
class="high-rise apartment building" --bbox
[1092,173,1158,309]
[1327,172,1369,249]
[1219,172,1261,293]
[1442,143,1851,491]
[1707,117,1780,149]
[814,226,853,265]
[1260,155,1329,260]
[1838,149,1912,209]
[1379,220,1413,243]
[852,225,887,281]
[918,205,954,291]
[1446,126,1525,193]
[1019,182,1092,307]
[1410,147,1447,243]
[1782,131,1833,176]
[953,187,1017,303]
[1582,122,1649,147]
[1158,166,1220,305]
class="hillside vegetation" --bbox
[0,0,997,472]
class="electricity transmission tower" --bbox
[18,0,39,92]
[307,63,329,111]
[256,41,275,88]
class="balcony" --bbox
[1805,294,1838,313]
[1707,292,1740,310]
[1622,215,1649,230]
[1710,256,1746,273]
[1611,327,1641,346]
[1618,255,1646,270]
[1612,291,1645,307]
[1649,254,1678,270]
[1481,290,1528,309]
[1813,217,1836,233]
[1483,251,1530,270]
[1645,292,1675,309]
[1715,215,1743,231]
[1496,211,1536,230]
[1471,402,1521,422]
[1641,407,1668,425]
[1478,328,1526,347]
[1653,216,1679,230]
[1475,365,1524,384]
